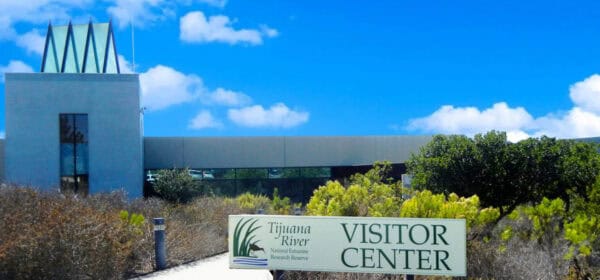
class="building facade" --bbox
[3,22,143,197]
[1,22,432,200]
[5,73,143,197]
[143,136,431,201]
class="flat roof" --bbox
[144,135,432,169]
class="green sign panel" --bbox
[229,215,466,276]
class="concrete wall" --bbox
[144,136,432,169]
[5,73,143,197]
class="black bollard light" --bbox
[154,217,167,270]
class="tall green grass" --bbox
[233,218,261,257]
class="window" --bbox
[60,114,89,195]
[300,167,331,178]
[234,168,268,179]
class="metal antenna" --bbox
[131,19,136,73]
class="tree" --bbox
[407,132,512,214]
[153,168,199,203]
[407,131,600,217]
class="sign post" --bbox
[154,217,167,270]
[229,215,466,277]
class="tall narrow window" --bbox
[60,114,89,194]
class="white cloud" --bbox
[505,130,531,143]
[180,11,278,45]
[0,0,93,59]
[138,64,252,112]
[129,60,305,130]
[188,110,223,129]
[15,29,45,56]
[408,102,533,136]
[179,0,227,8]
[0,1,92,40]
[200,0,227,8]
[569,74,600,114]
[107,0,228,29]
[260,24,279,38]
[117,54,134,73]
[107,0,175,29]
[532,108,600,139]
[139,65,204,110]
[228,103,309,128]
[136,65,306,129]
[0,17,16,39]
[407,102,538,142]
[407,74,600,142]
[206,88,252,107]
[1,60,35,82]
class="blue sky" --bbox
[2,1,600,141]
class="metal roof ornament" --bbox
[41,21,120,74]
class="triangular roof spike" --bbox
[52,23,68,72]
[110,20,120,73]
[90,23,100,73]
[49,24,59,72]
[102,22,109,73]
[40,21,121,74]
[93,23,108,73]
[82,21,97,73]
[106,21,120,73]
[60,21,70,72]
[102,20,120,73]
[41,22,52,72]
[41,22,62,73]
[61,21,81,73]
[72,24,88,72]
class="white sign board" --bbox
[229,215,466,276]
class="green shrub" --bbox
[306,162,404,217]
[400,190,500,229]
[153,168,199,203]
[235,192,272,213]
[497,196,600,278]
[271,188,292,214]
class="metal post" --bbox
[154,217,167,270]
